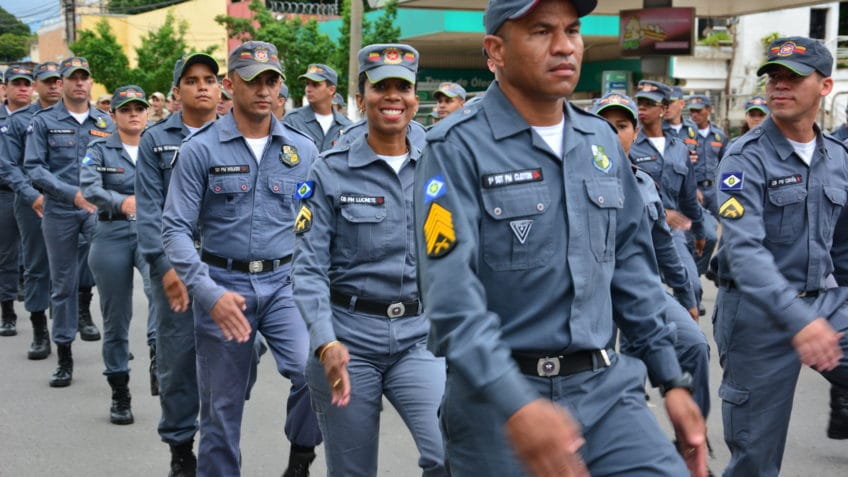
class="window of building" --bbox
[810,8,828,40]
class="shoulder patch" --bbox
[294,181,314,200]
[423,203,457,258]
[720,172,744,191]
[592,144,612,173]
[425,103,480,142]
[423,175,446,203]
[719,197,744,219]
[280,144,300,167]
[294,204,312,234]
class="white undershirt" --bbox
[70,111,88,124]
[185,125,202,136]
[123,144,139,165]
[787,137,816,166]
[244,136,269,164]
[669,123,683,134]
[4,105,11,115]
[377,152,410,174]
[648,136,667,156]
[531,115,565,158]
[315,112,334,134]
[698,126,711,138]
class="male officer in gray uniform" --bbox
[162,41,321,477]
[0,64,33,336]
[136,52,220,476]
[713,36,848,476]
[414,1,707,476]
[687,94,726,215]
[283,63,351,151]
[25,56,114,387]
[0,62,63,359]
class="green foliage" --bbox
[698,30,732,47]
[0,6,33,62]
[0,6,30,36]
[107,0,187,15]
[761,32,781,53]
[70,20,131,91]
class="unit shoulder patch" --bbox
[720,172,744,191]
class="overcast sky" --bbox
[4,0,61,31]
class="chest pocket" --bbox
[264,176,296,216]
[585,178,624,262]
[661,159,688,200]
[48,134,75,148]
[338,201,388,262]
[157,147,179,187]
[206,175,251,218]
[480,183,553,271]
[764,185,807,244]
[823,185,847,239]
[646,201,660,224]
[101,168,128,189]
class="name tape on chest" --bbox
[481,168,543,189]
[95,166,124,174]
[209,165,250,175]
[339,194,384,205]
[48,129,74,135]
[633,156,656,164]
[152,145,179,153]
[767,174,803,188]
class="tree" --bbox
[70,19,131,91]
[0,6,33,62]
[107,0,188,15]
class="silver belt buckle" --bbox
[387,302,405,318]
[248,260,264,273]
[536,357,560,377]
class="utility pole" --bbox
[64,0,76,45]
[348,0,363,120]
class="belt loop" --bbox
[226,257,233,272]
[348,295,357,313]
[272,259,280,271]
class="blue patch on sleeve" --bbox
[294,181,314,200]
[720,171,744,191]
[81,156,94,166]
[423,175,446,204]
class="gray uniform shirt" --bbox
[283,105,351,152]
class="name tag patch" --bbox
[209,165,250,175]
[768,174,803,188]
[633,156,656,164]
[90,130,111,137]
[481,168,542,188]
[152,145,179,153]
[48,129,74,135]
[340,194,384,205]
[95,166,124,173]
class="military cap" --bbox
[60,56,91,78]
[280,84,289,99]
[35,62,61,81]
[757,36,833,77]
[484,0,598,35]
[5,64,34,83]
[687,94,712,109]
[332,92,344,106]
[668,86,685,101]
[591,92,637,123]
[228,41,284,81]
[633,80,669,103]
[111,85,149,111]
[299,63,338,85]
[744,95,769,114]
[173,52,219,87]
[358,43,419,84]
[433,82,467,100]
[221,87,232,100]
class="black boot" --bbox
[149,344,159,396]
[28,311,51,360]
[282,446,315,477]
[77,288,100,341]
[169,440,197,477]
[828,384,848,439]
[1,300,17,336]
[49,343,73,387]
[107,373,134,425]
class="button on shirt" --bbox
[715,117,848,336]
[79,134,137,216]
[24,100,115,208]
[283,106,351,152]
[414,82,681,420]
[293,135,421,353]
[162,113,316,313]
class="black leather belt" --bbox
[330,289,420,318]
[698,180,713,187]
[512,349,611,377]
[720,279,821,298]
[201,251,291,274]
[0,184,12,192]
[98,211,134,221]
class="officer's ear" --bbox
[483,34,506,71]
[819,75,834,98]
[355,93,365,114]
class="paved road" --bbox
[0,275,845,476]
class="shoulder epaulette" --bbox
[425,104,481,142]
[724,127,763,156]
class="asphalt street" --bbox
[0,274,845,476]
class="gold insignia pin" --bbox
[423,203,456,258]
[96,117,107,129]
[719,197,744,219]
[281,145,300,167]
[294,204,312,233]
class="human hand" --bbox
[665,389,707,477]
[162,268,190,312]
[696,188,704,205]
[120,195,137,216]
[31,194,44,218]
[74,190,97,213]
[693,238,706,257]
[665,209,692,231]
[319,340,351,407]
[505,399,588,477]
[792,318,843,372]
[209,291,250,342]
[688,307,699,322]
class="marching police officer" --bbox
[284,63,351,151]
[0,64,33,336]
[714,36,848,476]
[293,43,446,476]
[414,1,707,475]
[0,62,63,359]
[136,52,221,476]
[687,95,726,214]
[25,56,114,387]
[80,85,156,425]
[161,41,322,476]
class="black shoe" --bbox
[77,289,100,341]
[282,447,316,477]
[107,373,134,425]
[1,300,17,336]
[828,385,848,439]
[28,312,51,360]
[698,303,706,317]
[49,343,73,387]
[149,344,159,396]
[169,440,197,477]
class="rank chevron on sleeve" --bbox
[424,203,457,258]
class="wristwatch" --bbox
[659,372,694,397]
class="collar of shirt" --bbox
[346,132,420,168]
[214,111,287,144]
[482,81,592,141]
[761,116,825,163]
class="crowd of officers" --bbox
[2,0,848,476]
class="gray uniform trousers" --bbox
[0,189,20,302]
[13,194,50,312]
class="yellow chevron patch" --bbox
[423,203,457,258]
[719,197,744,220]
[294,204,312,234]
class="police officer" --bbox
[664,85,698,143]
[830,103,848,141]
[631,80,705,313]
[687,95,726,212]
[293,43,446,477]
[0,62,63,359]
[217,86,232,115]
[161,41,321,477]
[136,52,220,476]
[81,85,156,425]
[713,36,848,476]
[741,95,769,135]
[332,92,346,116]
[0,64,33,336]
[432,81,466,121]
[283,63,351,151]
[274,83,289,120]
[25,56,114,387]
[414,1,707,476]
[592,92,712,422]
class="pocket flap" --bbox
[481,184,551,220]
[767,186,806,206]
[824,186,847,206]
[718,382,750,405]
[585,178,624,209]
[341,203,386,223]
[208,177,251,195]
